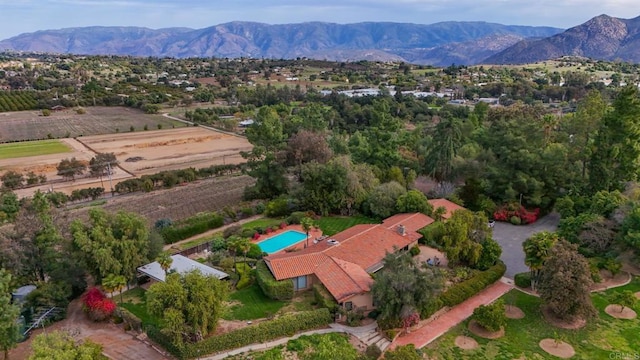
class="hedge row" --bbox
[255,260,294,300]
[313,284,338,313]
[514,272,532,288]
[179,308,332,359]
[160,213,224,244]
[146,326,184,357]
[115,164,244,194]
[439,262,506,307]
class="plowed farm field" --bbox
[70,175,256,223]
[0,106,184,142]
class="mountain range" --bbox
[0,22,562,66]
[1,15,639,65]
[485,14,640,64]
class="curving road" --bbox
[492,212,560,278]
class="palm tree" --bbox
[301,217,315,248]
[228,236,251,265]
[102,274,127,304]
[157,251,173,275]
[523,231,557,291]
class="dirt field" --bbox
[0,106,184,142]
[4,126,252,199]
[80,127,252,176]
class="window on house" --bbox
[345,301,353,311]
[293,275,307,290]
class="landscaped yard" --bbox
[119,287,161,327]
[0,139,70,159]
[316,215,376,236]
[223,284,287,321]
[241,217,285,231]
[424,277,640,359]
[224,284,318,321]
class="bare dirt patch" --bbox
[467,320,504,339]
[539,338,576,358]
[81,127,252,176]
[636,292,640,299]
[454,335,479,350]
[604,304,638,319]
[505,305,525,319]
[541,307,587,330]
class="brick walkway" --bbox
[391,279,513,350]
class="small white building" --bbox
[137,254,229,282]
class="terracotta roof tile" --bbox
[383,213,435,233]
[428,199,465,219]
[315,257,373,303]
[265,252,326,280]
[325,225,414,272]
[263,213,430,301]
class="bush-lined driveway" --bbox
[492,212,560,278]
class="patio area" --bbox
[415,245,449,268]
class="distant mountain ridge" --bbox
[0,21,562,65]
[484,14,640,64]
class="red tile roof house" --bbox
[263,212,435,312]
[428,198,465,220]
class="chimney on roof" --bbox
[397,224,406,236]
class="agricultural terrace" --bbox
[0,139,70,160]
[81,127,252,176]
[70,175,255,224]
[0,106,184,142]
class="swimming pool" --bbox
[258,230,308,254]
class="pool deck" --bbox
[252,224,324,254]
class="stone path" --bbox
[390,279,513,350]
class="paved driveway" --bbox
[492,212,560,278]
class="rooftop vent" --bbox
[327,239,339,246]
[397,224,406,236]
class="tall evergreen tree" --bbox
[589,86,640,193]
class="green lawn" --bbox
[241,218,285,230]
[223,284,286,321]
[0,139,71,159]
[316,215,376,236]
[424,277,640,359]
[119,287,161,327]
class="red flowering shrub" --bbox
[402,312,420,330]
[280,222,287,229]
[265,227,273,234]
[253,232,260,240]
[83,287,116,322]
[493,205,540,224]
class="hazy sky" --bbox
[1,0,637,39]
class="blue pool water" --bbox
[258,230,308,254]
